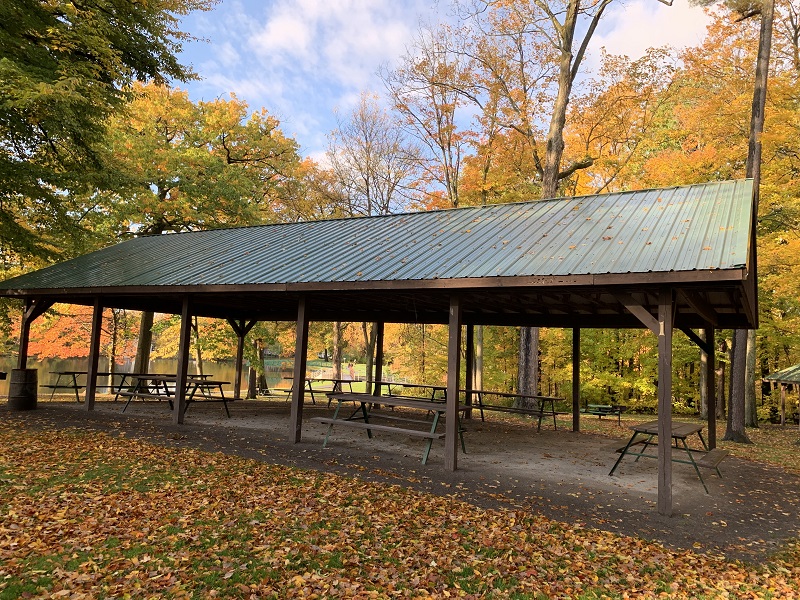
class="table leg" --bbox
[422,412,441,465]
[112,374,128,402]
[121,379,144,413]
[609,431,640,476]
[679,437,709,493]
[48,373,62,402]
[322,399,343,447]
[306,380,316,405]
[218,384,230,417]
[71,374,82,403]
[634,434,656,462]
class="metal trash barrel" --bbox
[8,368,37,411]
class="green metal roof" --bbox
[764,364,800,384]
[0,179,757,329]
[0,179,753,290]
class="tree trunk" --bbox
[133,311,154,374]
[729,0,773,436]
[723,329,753,443]
[332,322,343,380]
[362,322,377,386]
[246,367,257,399]
[745,329,759,427]
[517,326,539,396]
[192,316,204,376]
[475,325,484,391]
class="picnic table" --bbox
[609,420,728,493]
[43,371,152,403]
[279,376,358,404]
[463,389,561,431]
[117,373,230,417]
[310,392,468,464]
[373,380,447,400]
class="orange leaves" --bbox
[1,423,798,599]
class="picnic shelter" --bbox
[0,179,758,515]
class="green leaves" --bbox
[0,0,213,265]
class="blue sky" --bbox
[176,0,711,160]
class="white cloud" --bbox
[594,0,711,60]
[178,0,714,157]
[249,13,314,60]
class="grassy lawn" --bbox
[1,421,799,599]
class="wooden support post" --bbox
[228,319,257,400]
[372,322,385,396]
[289,298,309,443]
[572,328,580,433]
[657,290,674,517]
[17,300,32,370]
[85,298,104,411]
[445,296,463,472]
[781,383,786,426]
[174,296,192,425]
[706,327,716,449]
[235,330,246,399]
[465,324,475,418]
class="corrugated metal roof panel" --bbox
[764,364,800,383]
[0,179,753,291]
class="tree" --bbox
[700,0,774,442]
[327,92,421,217]
[103,82,301,236]
[326,93,422,385]
[433,0,614,396]
[565,48,678,195]
[382,24,470,208]
[99,81,301,372]
[0,0,214,267]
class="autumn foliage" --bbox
[1,422,799,598]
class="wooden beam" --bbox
[228,319,257,400]
[657,289,674,517]
[85,298,103,411]
[680,290,719,326]
[680,327,713,355]
[289,297,309,443]
[445,295,463,472]
[174,296,193,425]
[17,298,54,369]
[572,328,580,432]
[616,293,659,335]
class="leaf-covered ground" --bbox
[1,423,799,599]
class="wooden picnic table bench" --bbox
[41,371,202,403]
[118,374,231,417]
[464,389,561,431]
[609,420,728,493]
[310,392,467,464]
[581,403,625,423]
